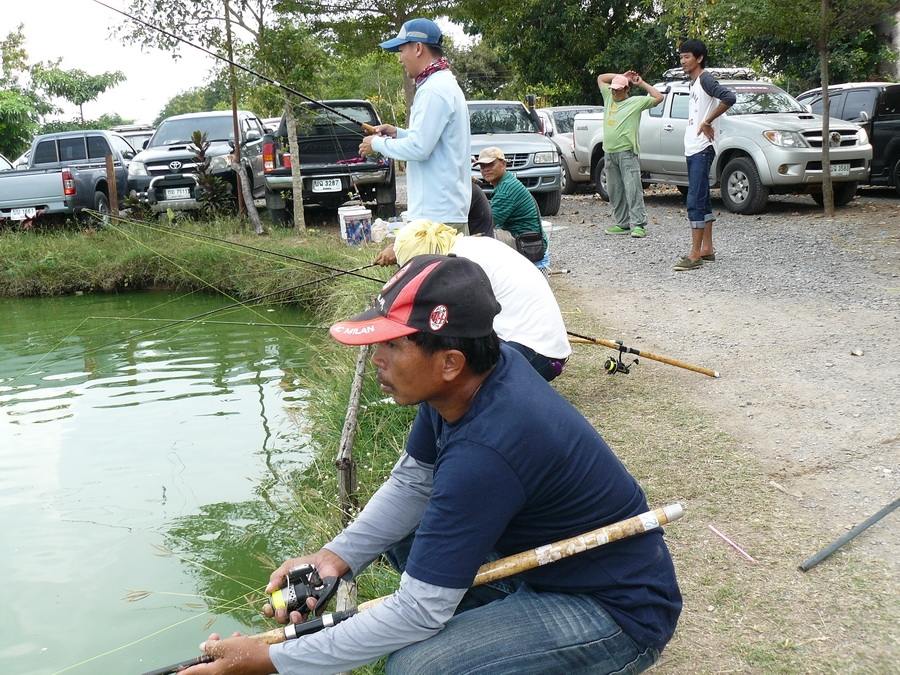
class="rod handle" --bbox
[361,123,377,135]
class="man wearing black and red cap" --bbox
[190,255,681,675]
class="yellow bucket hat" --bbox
[394,219,460,266]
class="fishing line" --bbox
[109,212,385,282]
[87,317,330,329]
[91,0,374,134]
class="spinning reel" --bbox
[604,342,639,375]
[269,564,340,617]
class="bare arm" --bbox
[596,73,618,87]
[624,70,663,105]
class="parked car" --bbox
[796,82,900,195]
[573,69,873,213]
[0,130,135,223]
[468,100,563,216]
[261,117,282,133]
[536,105,603,194]
[128,110,266,213]
[0,154,12,171]
[262,100,396,222]
[110,123,156,151]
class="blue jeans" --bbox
[686,146,716,228]
[505,341,567,382]
[383,536,659,675]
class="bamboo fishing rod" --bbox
[567,330,720,378]
[91,0,376,135]
[145,503,684,675]
[110,213,386,283]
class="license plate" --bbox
[312,178,342,193]
[165,187,191,200]
[9,207,37,221]
[830,163,850,177]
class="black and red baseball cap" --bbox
[330,254,501,345]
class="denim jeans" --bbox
[505,341,566,382]
[383,536,659,675]
[686,145,716,228]
[606,150,646,229]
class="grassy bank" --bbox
[0,216,385,306]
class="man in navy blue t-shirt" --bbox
[189,255,681,675]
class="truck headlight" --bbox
[855,128,868,146]
[762,130,808,148]
[533,151,557,165]
[128,161,148,177]
[208,155,232,173]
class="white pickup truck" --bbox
[573,72,873,213]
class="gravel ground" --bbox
[395,176,899,566]
[548,184,900,568]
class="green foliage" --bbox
[38,113,132,135]
[0,24,52,157]
[318,51,407,126]
[446,40,512,100]
[190,131,235,217]
[31,64,126,122]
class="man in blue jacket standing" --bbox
[359,19,472,233]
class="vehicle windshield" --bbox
[727,85,805,115]
[149,116,235,146]
[552,108,602,134]
[293,104,378,137]
[468,104,538,134]
[124,133,155,149]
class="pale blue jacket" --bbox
[371,69,471,223]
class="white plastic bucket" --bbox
[337,206,372,245]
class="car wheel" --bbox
[375,170,397,218]
[892,158,900,197]
[811,181,858,207]
[93,191,110,225]
[592,156,609,202]
[560,158,574,195]
[535,189,562,217]
[720,157,769,214]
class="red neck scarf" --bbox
[415,57,451,88]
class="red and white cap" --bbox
[329,255,501,345]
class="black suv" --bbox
[262,100,396,223]
[797,83,900,195]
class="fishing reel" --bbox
[269,564,339,617]
[604,343,639,375]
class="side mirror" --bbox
[858,110,869,122]
[803,103,812,113]
[142,140,149,149]
[525,93,537,109]
[245,129,261,142]
[122,150,135,160]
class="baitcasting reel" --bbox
[604,343,639,375]
[269,564,339,617]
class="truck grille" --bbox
[472,153,530,169]
[146,161,200,175]
[801,129,858,148]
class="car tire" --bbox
[720,157,769,214]
[93,191,110,225]
[269,207,292,226]
[535,189,562,217]
[375,168,397,218]
[812,181,858,207]
[592,156,609,202]
[560,158,575,195]
[892,158,900,197]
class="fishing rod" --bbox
[145,503,684,675]
[567,330,720,378]
[110,214,386,283]
[91,0,376,135]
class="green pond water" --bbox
[0,291,328,674]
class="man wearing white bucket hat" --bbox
[359,19,471,234]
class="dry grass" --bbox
[558,310,898,673]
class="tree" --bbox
[31,65,125,124]
[0,24,53,157]
[116,0,276,53]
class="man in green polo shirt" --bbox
[475,147,547,266]
[597,71,663,238]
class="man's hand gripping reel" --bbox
[269,564,340,618]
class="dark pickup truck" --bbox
[0,130,135,223]
[797,82,900,195]
[262,99,396,223]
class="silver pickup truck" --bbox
[0,131,135,223]
[574,72,873,213]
